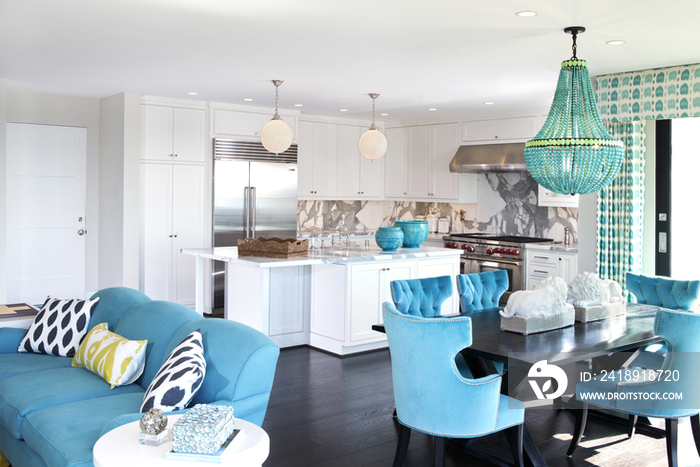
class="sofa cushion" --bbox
[0,353,72,380]
[18,297,99,357]
[0,367,144,439]
[113,301,201,390]
[141,330,206,412]
[87,287,151,331]
[72,323,147,388]
[21,392,145,467]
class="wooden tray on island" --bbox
[237,237,308,258]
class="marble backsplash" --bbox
[298,173,578,243]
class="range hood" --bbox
[449,142,527,173]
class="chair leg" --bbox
[509,424,524,467]
[691,414,700,458]
[628,414,638,438]
[665,419,678,467]
[434,436,445,467]
[392,424,411,467]
[566,403,589,457]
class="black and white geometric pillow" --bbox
[140,330,206,412]
[18,296,100,357]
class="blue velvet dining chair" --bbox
[567,307,700,467]
[626,272,700,371]
[456,270,509,313]
[390,275,453,317]
[382,301,525,467]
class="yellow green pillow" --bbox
[72,323,147,388]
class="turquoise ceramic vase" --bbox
[375,226,404,252]
[393,220,429,248]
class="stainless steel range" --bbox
[442,233,553,305]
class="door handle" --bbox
[77,229,87,236]
[244,186,250,238]
[250,186,257,238]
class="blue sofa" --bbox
[0,287,280,467]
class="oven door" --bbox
[461,255,523,306]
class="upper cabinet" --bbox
[212,108,297,139]
[538,185,580,207]
[462,116,539,144]
[298,120,384,200]
[141,105,206,163]
[384,123,473,202]
[336,125,383,199]
[298,121,338,198]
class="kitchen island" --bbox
[182,246,461,355]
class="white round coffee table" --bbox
[93,415,269,467]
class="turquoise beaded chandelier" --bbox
[524,27,624,195]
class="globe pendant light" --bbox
[260,80,293,154]
[359,93,388,161]
[524,27,624,195]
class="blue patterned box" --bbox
[171,404,234,454]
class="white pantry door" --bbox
[6,123,87,304]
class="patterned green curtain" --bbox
[596,122,646,293]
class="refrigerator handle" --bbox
[250,186,257,238]
[243,186,250,238]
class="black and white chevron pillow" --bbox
[18,296,100,357]
[140,330,206,412]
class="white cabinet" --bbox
[141,163,206,306]
[297,121,338,198]
[212,108,297,139]
[538,185,580,207]
[416,256,460,315]
[336,124,383,198]
[461,116,539,144]
[348,261,415,342]
[141,105,206,162]
[384,127,408,197]
[385,123,460,201]
[525,249,579,290]
[298,121,383,199]
[309,259,417,355]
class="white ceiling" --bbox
[2,0,700,124]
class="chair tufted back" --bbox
[457,271,509,312]
[390,276,453,317]
[626,272,700,311]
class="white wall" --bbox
[577,193,597,274]
[4,89,101,295]
[98,92,141,290]
[0,80,7,303]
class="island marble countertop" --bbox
[524,242,578,253]
[181,245,461,269]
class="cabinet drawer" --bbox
[527,251,557,266]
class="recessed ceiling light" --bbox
[339,109,348,112]
[294,104,303,107]
[606,40,626,46]
[380,113,389,116]
[187,92,198,96]
[243,98,254,102]
[515,10,537,17]
[428,108,437,111]
[484,102,494,105]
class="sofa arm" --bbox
[0,327,27,353]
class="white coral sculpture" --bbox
[567,272,624,307]
[500,276,572,319]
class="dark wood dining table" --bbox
[374,303,663,467]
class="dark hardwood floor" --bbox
[261,346,700,467]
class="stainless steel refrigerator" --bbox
[212,139,298,309]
